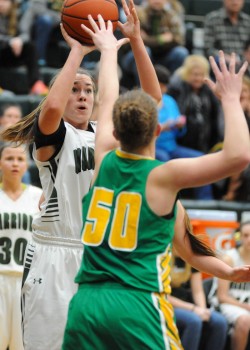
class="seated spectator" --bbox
[169,249,228,350]
[168,0,185,18]
[155,64,214,199]
[216,221,250,350]
[19,0,63,67]
[120,0,189,87]
[0,0,48,95]
[204,0,250,66]
[168,54,220,153]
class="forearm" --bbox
[219,293,245,307]
[188,255,233,280]
[45,46,84,112]
[222,98,250,162]
[94,47,119,158]
[98,48,119,108]
[130,36,161,103]
[168,295,194,311]
[192,291,206,308]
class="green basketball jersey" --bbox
[75,149,177,293]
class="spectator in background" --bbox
[0,142,42,350]
[0,0,48,95]
[120,0,189,87]
[155,64,214,199]
[0,103,22,143]
[19,0,63,67]
[168,0,185,18]
[216,221,250,350]
[204,0,250,66]
[0,103,32,184]
[168,54,220,153]
[169,249,228,350]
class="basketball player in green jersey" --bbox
[63,8,250,350]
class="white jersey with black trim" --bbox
[32,121,95,241]
[0,185,42,276]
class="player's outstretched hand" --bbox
[81,15,129,52]
[118,0,140,40]
[60,23,95,56]
[229,265,250,283]
[205,50,248,101]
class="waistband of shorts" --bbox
[32,231,83,248]
[78,281,151,293]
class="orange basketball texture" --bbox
[61,0,119,45]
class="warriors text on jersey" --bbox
[0,184,42,275]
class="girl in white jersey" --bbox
[1,0,162,348]
[217,221,250,350]
[0,143,42,350]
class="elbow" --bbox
[42,100,63,117]
[236,152,250,172]
[226,149,250,173]
[44,100,61,113]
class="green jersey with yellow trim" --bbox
[75,149,176,293]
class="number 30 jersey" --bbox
[76,149,177,294]
[0,184,42,276]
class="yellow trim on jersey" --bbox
[153,293,183,350]
[157,244,172,294]
[116,149,154,161]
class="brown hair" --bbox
[184,210,216,257]
[112,89,158,152]
[1,68,96,145]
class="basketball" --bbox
[61,0,119,45]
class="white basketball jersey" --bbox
[32,122,95,241]
[0,185,42,275]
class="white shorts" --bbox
[220,303,250,325]
[0,274,24,350]
[21,233,83,350]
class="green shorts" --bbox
[62,282,183,350]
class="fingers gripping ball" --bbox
[61,0,119,45]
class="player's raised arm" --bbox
[81,15,129,177]
[118,0,161,103]
[158,51,250,194]
[38,24,95,136]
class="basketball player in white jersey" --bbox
[0,143,42,350]
[1,0,162,348]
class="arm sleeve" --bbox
[33,117,66,150]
